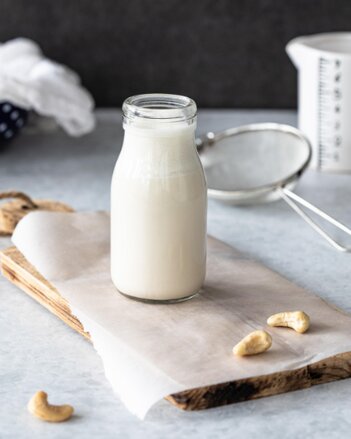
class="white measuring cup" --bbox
[287,32,351,172]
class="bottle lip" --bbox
[122,93,197,124]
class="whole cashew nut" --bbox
[233,330,272,356]
[267,311,310,333]
[28,391,74,422]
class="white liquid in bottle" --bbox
[111,94,207,302]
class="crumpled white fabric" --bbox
[0,38,95,136]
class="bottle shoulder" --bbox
[113,139,204,180]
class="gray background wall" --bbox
[0,0,350,108]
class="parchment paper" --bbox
[12,212,351,418]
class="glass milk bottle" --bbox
[111,94,207,303]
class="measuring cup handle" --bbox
[279,188,351,252]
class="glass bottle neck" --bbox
[122,93,197,133]
[124,119,196,140]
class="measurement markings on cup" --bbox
[318,57,343,170]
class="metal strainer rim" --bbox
[199,122,312,199]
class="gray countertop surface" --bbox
[1,109,351,439]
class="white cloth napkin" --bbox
[0,38,95,136]
[11,211,351,418]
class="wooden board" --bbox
[0,192,74,236]
[2,245,351,411]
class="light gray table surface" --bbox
[1,109,351,439]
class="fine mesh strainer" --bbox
[197,123,351,252]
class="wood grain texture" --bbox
[1,246,88,339]
[2,246,351,411]
[0,197,73,235]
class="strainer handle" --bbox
[279,188,351,252]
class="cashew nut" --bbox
[233,330,272,356]
[28,391,74,422]
[267,311,310,333]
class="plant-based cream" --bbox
[111,94,207,302]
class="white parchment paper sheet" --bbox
[12,211,351,418]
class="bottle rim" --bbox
[122,93,197,123]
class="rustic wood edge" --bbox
[2,246,351,411]
[166,350,351,410]
[0,246,90,340]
